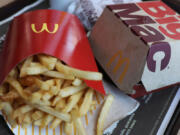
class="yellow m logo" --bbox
[106,50,130,83]
[31,23,59,34]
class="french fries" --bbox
[23,111,33,127]
[64,122,73,135]
[38,54,57,70]
[0,90,19,101]
[13,105,33,119]
[20,56,33,77]
[97,94,114,135]
[0,54,114,135]
[74,118,87,135]
[1,102,17,128]
[32,111,44,121]
[41,114,54,127]
[26,63,48,75]
[30,103,71,122]
[59,83,87,97]
[5,77,30,100]
[79,88,94,116]
[63,91,84,113]
[42,71,74,80]
[72,78,82,86]
[50,118,62,129]
[56,61,103,80]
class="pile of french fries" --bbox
[0,54,114,135]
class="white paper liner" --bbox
[5,80,139,135]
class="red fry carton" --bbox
[0,9,105,94]
[89,1,180,95]
[0,10,141,135]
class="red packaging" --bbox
[0,9,105,94]
[0,10,140,135]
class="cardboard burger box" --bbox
[89,1,180,96]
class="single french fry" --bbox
[73,118,87,135]
[62,80,72,88]
[59,83,87,97]
[50,118,62,129]
[0,84,6,96]
[31,92,42,103]
[89,100,97,112]
[42,71,74,80]
[32,110,44,121]
[64,122,73,135]
[45,79,55,86]
[21,123,30,128]
[5,77,29,100]
[33,77,43,86]
[42,92,52,101]
[13,105,33,119]
[30,62,43,67]
[0,90,19,101]
[26,63,48,75]
[49,86,59,95]
[1,102,17,128]
[31,97,52,106]
[17,113,26,124]
[52,96,62,106]
[20,56,33,77]
[0,102,5,110]
[41,114,54,127]
[72,78,82,86]
[29,103,71,122]
[79,88,94,116]
[8,68,18,79]
[55,79,64,89]
[97,94,114,135]
[38,54,57,70]
[19,76,36,87]
[34,118,43,126]
[23,111,33,124]
[63,91,84,113]
[40,100,51,106]
[56,61,102,80]
[24,84,39,93]
[55,99,66,109]
[71,108,80,121]
[40,79,55,91]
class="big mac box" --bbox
[89,1,180,96]
[0,9,139,135]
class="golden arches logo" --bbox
[106,50,130,83]
[31,23,59,34]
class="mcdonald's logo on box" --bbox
[89,1,180,95]
[31,23,59,34]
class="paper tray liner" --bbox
[7,80,139,135]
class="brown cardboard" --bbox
[90,7,149,94]
[89,1,180,94]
